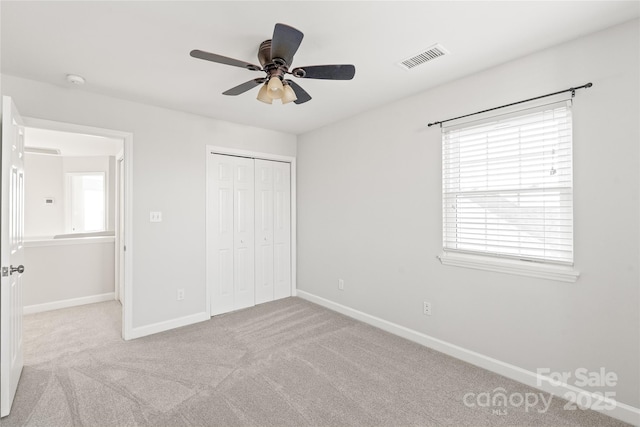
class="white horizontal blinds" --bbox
[442,101,573,264]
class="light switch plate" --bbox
[150,211,162,222]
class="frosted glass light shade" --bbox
[267,77,284,99]
[282,84,297,104]
[257,84,272,104]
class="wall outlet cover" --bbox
[423,301,432,316]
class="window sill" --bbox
[437,252,580,283]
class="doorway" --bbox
[21,117,133,339]
[205,146,297,317]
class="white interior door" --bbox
[208,154,255,315]
[255,160,274,304]
[272,161,291,300]
[232,157,255,310]
[255,160,291,303]
[208,154,235,315]
[1,96,25,417]
[207,153,290,315]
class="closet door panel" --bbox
[208,154,235,315]
[254,160,274,304]
[273,161,291,300]
[233,157,255,310]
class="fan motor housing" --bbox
[258,40,272,67]
[258,39,288,77]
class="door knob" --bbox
[10,265,25,275]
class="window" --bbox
[67,172,106,233]
[441,101,575,276]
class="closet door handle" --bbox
[10,265,25,275]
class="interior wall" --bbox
[23,239,115,307]
[1,74,296,329]
[24,153,63,238]
[24,154,115,236]
[297,19,639,408]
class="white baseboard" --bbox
[296,290,640,426]
[24,292,115,314]
[127,312,209,340]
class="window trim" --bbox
[437,251,579,282]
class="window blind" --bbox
[442,101,573,265]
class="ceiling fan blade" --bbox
[291,64,356,80]
[271,23,304,65]
[190,50,262,71]
[223,78,267,96]
[285,80,312,104]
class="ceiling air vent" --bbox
[398,44,449,70]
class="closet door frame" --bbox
[205,145,296,317]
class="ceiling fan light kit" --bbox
[267,76,284,98]
[190,23,355,105]
[256,84,272,104]
[281,83,297,104]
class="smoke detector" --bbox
[66,74,86,85]
[398,44,449,71]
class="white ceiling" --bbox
[24,127,122,157]
[2,1,638,135]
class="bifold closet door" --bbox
[255,159,291,304]
[208,154,255,316]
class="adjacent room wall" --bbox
[24,153,63,238]
[24,154,116,236]
[23,154,118,310]
[297,19,639,408]
[1,74,296,330]
[23,239,115,309]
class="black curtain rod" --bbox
[427,82,593,128]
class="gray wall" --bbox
[24,153,64,238]
[1,73,296,329]
[25,154,117,237]
[297,20,639,407]
[24,240,115,307]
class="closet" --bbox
[207,153,291,316]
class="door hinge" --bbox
[1,267,8,277]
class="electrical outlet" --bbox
[150,211,162,222]
[423,301,432,316]
[177,288,185,301]
[338,279,344,290]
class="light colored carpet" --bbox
[2,297,629,426]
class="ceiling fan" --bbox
[190,23,355,105]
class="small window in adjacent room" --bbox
[441,100,577,280]
[66,172,106,233]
